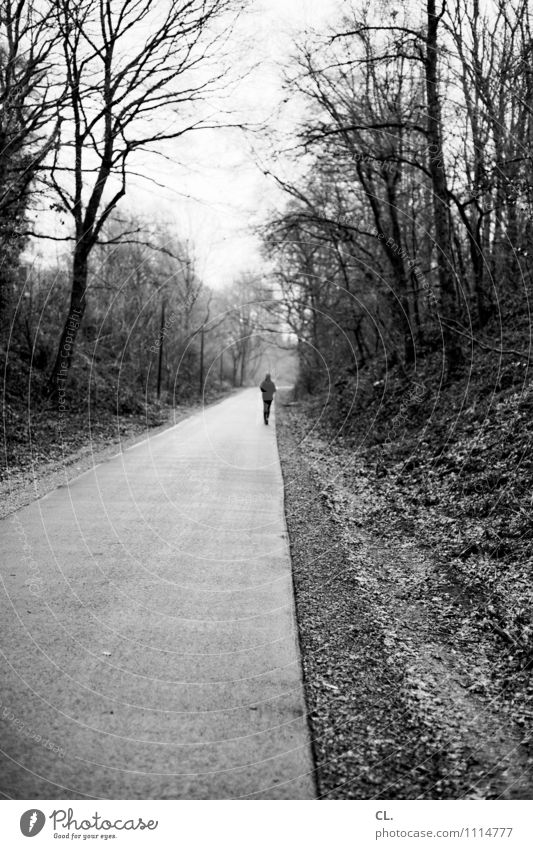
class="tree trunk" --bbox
[157,300,165,400]
[239,343,246,386]
[425,0,463,376]
[410,271,422,344]
[352,323,366,365]
[471,225,493,325]
[358,162,415,364]
[47,245,89,403]
[199,324,205,394]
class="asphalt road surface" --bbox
[0,389,315,799]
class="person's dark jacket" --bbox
[260,376,276,402]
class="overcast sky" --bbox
[128,0,342,289]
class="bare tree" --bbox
[0,0,62,329]
[267,1,473,375]
[47,0,239,398]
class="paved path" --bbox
[0,390,315,799]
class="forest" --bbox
[0,0,294,482]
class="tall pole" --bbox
[157,300,165,400]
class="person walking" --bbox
[260,373,276,425]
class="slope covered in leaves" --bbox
[314,320,533,669]
[276,314,533,798]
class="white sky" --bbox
[126,0,342,289]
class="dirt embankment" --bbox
[276,396,533,800]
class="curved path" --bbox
[0,389,315,799]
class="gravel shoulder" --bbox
[276,395,533,800]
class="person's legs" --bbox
[264,400,272,424]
